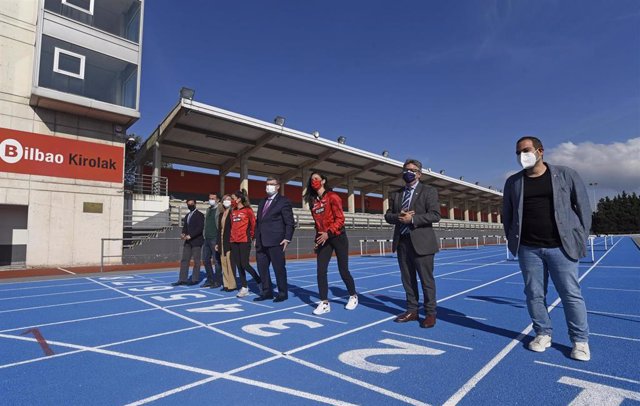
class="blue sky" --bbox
[130,0,640,200]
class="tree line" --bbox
[591,191,640,234]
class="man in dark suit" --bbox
[254,177,295,302]
[384,159,441,328]
[172,198,205,286]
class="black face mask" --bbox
[187,205,196,211]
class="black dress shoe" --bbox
[200,282,214,288]
[253,294,273,302]
[273,295,288,303]
[171,281,186,286]
[210,283,222,289]
[186,281,199,286]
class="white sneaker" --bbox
[313,301,331,315]
[571,342,590,361]
[528,334,552,352]
[236,287,249,298]
[345,295,358,310]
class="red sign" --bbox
[0,127,124,183]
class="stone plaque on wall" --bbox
[83,202,103,213]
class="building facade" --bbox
[0,0,144,267]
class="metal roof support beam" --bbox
[476,201,482,222]
[347,176,355,214]
[240,157,249,194]
[280,149,337,184]
[152,142,161,179]
[219,131,276,175]
[301,168,310,210]
[487,204,493,224]
[449,196,455,221]
[334,161,379,186]
[463,199,470,222]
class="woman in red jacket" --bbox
[304,172,358,315]
[230,189,261,297]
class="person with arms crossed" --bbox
[503,136,592,361]
[201,193,222,288]
[384,159,441,328]
[304,172,358,315]
[172,198,204,286]
[254,177,295,302]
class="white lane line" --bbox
[589,332,640,342]
[125,376,220,406]
[293,312,348,325]
[588,310,640,319]
[286,271,520,356]
[381,330,473,350]
[0,287,110,301]
[0,296,129,313]
[286,354,430,406]
[444,314,488,321]
[587,287,640,293]
[0,281,94,292]
[534,361,640,384]
[440,277,482,282]
[442,238,620,406]
[57,267,76,275]
[0,333,356,406]
[0,308,159,333]
[238,299,274,309]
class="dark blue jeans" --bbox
[202,238,222,284]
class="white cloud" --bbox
[545,138,640,197]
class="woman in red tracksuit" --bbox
[303,172,358,315]
[230,189,261,297]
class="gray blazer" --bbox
[502,163,592,260]
[384,182,441,255]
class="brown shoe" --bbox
[394,311,419,323]
[420,314,437,328]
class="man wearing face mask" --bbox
[201,193,222,288]
[503,136,592,361]
[254,177,295,302]
[385,159,441,328]
[172,198,205,286]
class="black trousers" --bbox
[230,242,260,288]
[397,235,436,314]
[178,242,201,283]
[257,244,288,297]
[316,233,356,300]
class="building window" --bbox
[61,0,94,15]
[40,36,138,109]
[53,47,85,79]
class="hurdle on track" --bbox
[483,235,506,246]
[439,236,479,250]
[359,239,393,256]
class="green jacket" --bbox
[204,205,219,241]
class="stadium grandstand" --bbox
[116,95,505,266]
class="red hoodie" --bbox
[230,206,255,243]
[311,191,345,237]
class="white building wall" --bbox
[0,1,126,267]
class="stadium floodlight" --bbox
[274,116,286,126]
[382,150,389,157]
[337,136,347,144]
[475,181,479,185]
[439,169,445,174]
[459,176,464,180]
[180,87,195,100]
[311,130,320,139]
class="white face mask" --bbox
[222,200,231,208]
[209,199,217,207]
[266,184,277,196]
[518,151,538,169]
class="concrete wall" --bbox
[0,1,125,267]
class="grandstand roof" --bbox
[138,98,503,204]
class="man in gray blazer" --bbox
[385,159,441,328]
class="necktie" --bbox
[400,187,412,235]
[262,198,272,217]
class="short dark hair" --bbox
[186,198,196,204]
[266,176,280,184]
[516,136,544,150]
[209,192,219,198]
[403,159,422,171]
